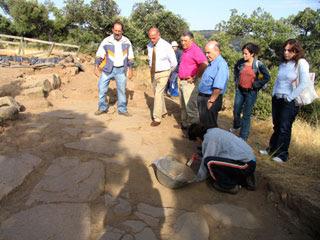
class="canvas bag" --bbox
[293,59,319,106]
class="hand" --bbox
[207,99,214,109]
[94,67,101,77]
[186,76,194,83]
[127,68,133,79]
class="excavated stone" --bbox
[99,226,125,240]
[134,212,159,227]
[172,212,209,240]
[27,157,104,205]
[0,153,42,201]
[134,227,157,240]
[0,203,90,240]
[113,198,132,217]
[203,203,260,229]
[122,220,147,233]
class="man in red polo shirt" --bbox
[178,31,208,129]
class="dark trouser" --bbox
[197,93,223,128]
[204,156,256,189]
[268,97,299,161]
[233,88,258,141]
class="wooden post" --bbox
[21,37,25,55]
[18,38,23,55]
[47,42,55,57]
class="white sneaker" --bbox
[272,157,284,163]
[259,149,269,155]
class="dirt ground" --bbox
[0,58,318,239]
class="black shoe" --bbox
[150,121,161,127]
[212,182,240,194]
[94,109,108,115]
[118,111,132,117]
[245,174,256,191]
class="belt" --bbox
[114,66,124,68]
[198,92,211,97]
[155,69,170,73]
[274,93,288,99]
[238,86,253,92]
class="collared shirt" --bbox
[96,34,134,67]
[178,42,207,79]
[198,55,229,95]
[197,128,256,181]
[272,59,309,102]
[147,38,177,72]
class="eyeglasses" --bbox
[284,48,295,53]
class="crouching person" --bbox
[188,123,256,194]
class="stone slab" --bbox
[173,212,209,240]
[203,203,260,229]
[0,203,90,240]
[27,157,104,205]
[0,153,42,201]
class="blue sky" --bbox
[44,0,319,30]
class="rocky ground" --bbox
[0,59,318,240]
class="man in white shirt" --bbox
[147,27,177,127]
[94,21,134,116]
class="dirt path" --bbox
[0,64,312,239]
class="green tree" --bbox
[5,0,51,38]
[86,0,120,37]
[0,14,14,34]
[129,0,188,50]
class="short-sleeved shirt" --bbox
[178,42,207,79]
[198,55,229,95]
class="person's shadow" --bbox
[102,155,164,239]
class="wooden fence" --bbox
[0,34,80,57]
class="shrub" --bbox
[299,100,320,127]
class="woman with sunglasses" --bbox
[260,39,309,163]
[231,43,270,141]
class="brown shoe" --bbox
[162,113,168,118]
[94,109,108,115]
[150,121,161,127]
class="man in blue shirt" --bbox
[198,41,229,128]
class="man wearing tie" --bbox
[147,27,177,127]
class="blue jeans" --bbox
[233,88,257,141]
[268,97,299,161]
[98,67,127,113]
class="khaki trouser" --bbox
[179,79,200,127]
[152,70,170,122]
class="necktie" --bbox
[151,45,156,79]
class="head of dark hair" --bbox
[113,20,124,32]
[182,31,194,39]
[281,38,305,63]
[242,42,260,56]
[188,123,207,141]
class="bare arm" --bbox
[207,88,221,109]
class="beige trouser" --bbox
[179,79,200,127]
[152,70,171,122]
